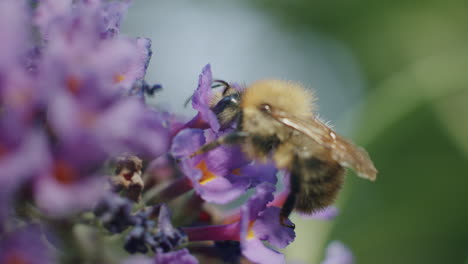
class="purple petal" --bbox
[182,161,246,204]
[246,182,275,220]
[0,0,30,63]
[226,162,278,188]
[170,129,205,159]
[241,238,285,264]
[191,64,212,110]
[155,248,199,264]
[191,64,220,132]
[255,207,295,248]
[34,174,106,217]
[0,226,56,264]
[320,241,354,264]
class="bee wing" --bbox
[269,111,377,181]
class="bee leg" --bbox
[189,132,248,158]
[280,168,300,229]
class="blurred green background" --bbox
[124,0,468,263]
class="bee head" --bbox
[211,92,242,128]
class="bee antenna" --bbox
[184,79,230,108]
[212,79,230,95]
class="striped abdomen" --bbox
[293,157,345,213]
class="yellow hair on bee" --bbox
[241,80,315,118]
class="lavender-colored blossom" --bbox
[120,249,200,264]
[32,139,109,217]
[171,128,277,204]
[99,0,132,38]
[0,131,49,228]
[155,248,199,264]
[188,64,220,132]
[0,0,30,65]
[0,226,56,264]
[320,241,354,264]
[33,0,72,37]
[240,183,295,264]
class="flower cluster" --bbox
[0,1,353,264]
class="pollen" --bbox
[231,168,241,175]
[246,221,256,240]
[114,74,125,83]
[195,160,217,185]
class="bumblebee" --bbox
[191,80,377,227]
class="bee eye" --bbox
[212,95,239,115]
[260,104,272,113]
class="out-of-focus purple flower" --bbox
[122,248,199,264]
[155,248,199,264]
[0,130,50,229]
[0,0,29,66]
[32,141,108,217]
[93,99,170,157]
[99,0,132,38]
[36,2,150,102]
[320,241,354,264]
[171,128,277,204]
[0,226,56,264]
[34,0,72,37]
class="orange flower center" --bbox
[195,160,216,185]
[114,74,125,83]
[247,220,256,240]
[53,160,76,185]
[231,168,241,175]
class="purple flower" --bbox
[99,0,132,38]
[171,128,277,204]
[189,64,220,132]
[0,226,56,264]
[320,241,354,264]
[154,248,199,264]
[0,131,50,228]
[0,0,30,65]
[31,140,109,217]
[240,183,295,264]
[121,249,199,264]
